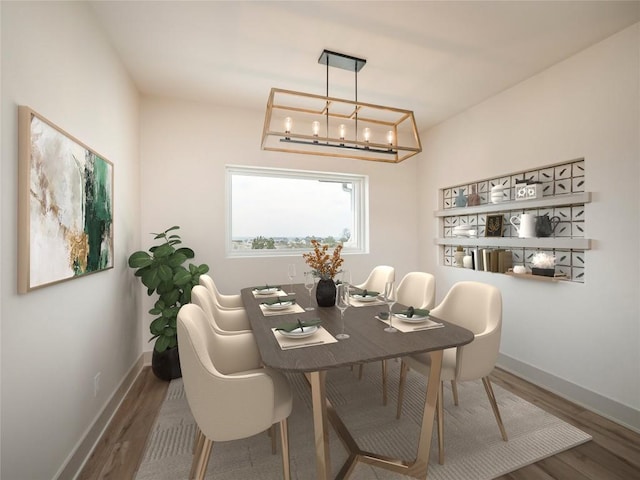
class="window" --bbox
[226,166,368,256]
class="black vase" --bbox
[315,278,337,307]
[152,346,182,381]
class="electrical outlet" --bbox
[94,372,101,397]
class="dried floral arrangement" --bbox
[531,252,555,269]
[302,239,344,280]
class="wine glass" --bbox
[340,270,352,289]
[287,263,296,294]
[382,281,397,333]
[304,272,315,311]
[335,283,350,339]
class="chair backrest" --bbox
[430,281,502,381]
[191,285,251,332]
[199,274,244,309]
[177,303,279,441]
[396,272,436,309]
[355,265,395,292]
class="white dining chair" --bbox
[199,273,244,309]
[177,303,293,480]
[354,265,395,401]
[396,281,508,464]
[354,265,395,293]
[191,285,252,332]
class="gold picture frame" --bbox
[18,106,114,293]
[485,214,504,237]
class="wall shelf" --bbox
[504,272,569,282]
[435,192,591,217]
[436,237,592,250]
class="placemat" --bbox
[375,315,444,333]
[271,326,338,350]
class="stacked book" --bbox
[470,248,513,273]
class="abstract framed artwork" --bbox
[18,106,114,293]
[485,214,504,237]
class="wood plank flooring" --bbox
[78,367,640,480]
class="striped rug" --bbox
[135,363,591,480]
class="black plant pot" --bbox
[152,346,182,381]
[316,278,337,307]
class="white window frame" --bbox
[225,165,368,257]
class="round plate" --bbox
[263,301,294,310]
[394,313,428,323]
[278,326,318,339]
[254,288,279,295]
[352,294,378,302]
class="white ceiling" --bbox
[89,1,640,131]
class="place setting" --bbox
[271,318,337,350]
[348,288,386,307]
[251,284,287,298]
[259,295,305,316]
[376,306,444,333]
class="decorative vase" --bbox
[454,188,467,207]
[454,248,465,267]
[467,184,481,206]
[152,346,182,381]
[315,278,337,307]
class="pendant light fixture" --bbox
[261,50,422,163]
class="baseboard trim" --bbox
[497,353,639,433]
[56,354,146,480]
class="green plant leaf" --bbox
[157,264,173,281]
[128,251,152,268]
[149,307,162,315]
[166,226,180,233]
[141,268,161,290]
[155,335,171,352]
[167,252,188,268]
[173,267,192,286]
[198,264,210,274]
[175,247,195,259]
[160,289,180,306]
[150,316,168,335]
[153,243,175,258]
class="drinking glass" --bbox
[304,272,315,311]
[287,263,296,294]
[340,270,352,289]
[335,283,350,339]
[382,281,397,333]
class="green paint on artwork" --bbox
[83,152,112,273]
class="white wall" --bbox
[419,24,640,430]
[1,2,141,479]
[139,97,420,349]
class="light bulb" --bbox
[364,128,371,142]
[284,117,292,134]
[387,130,394,144]
[339,124,346,146]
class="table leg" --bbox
[412,350,443,477]
[309,371,331,480]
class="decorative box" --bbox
[531,267,555,277]
[515,183,542,201]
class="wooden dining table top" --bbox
[241,284,474,373]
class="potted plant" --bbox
[531,252,555,277]
[302,239,344,307]
[128,226,209,381]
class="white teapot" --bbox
[510,213,536,238]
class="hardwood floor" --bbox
[78,367,640,480]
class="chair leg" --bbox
[482,376,508,441]
[279,418,291,480]
[437,381,445,465]
[396,360,409,419]
[192,426,203,454]
[190,429,206,480]
[269,424,277,454]
[381,360,388,406]
[191,437,213,480]
[451,380,459,406]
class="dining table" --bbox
[241,283,474,480]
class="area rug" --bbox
[135,363,591,480]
